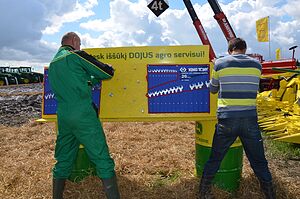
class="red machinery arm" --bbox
[183,0,216,61]
[207,0,236,42]
[183,0,236,60]
[183,0,296,77]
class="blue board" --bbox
[43,68,101,115]
[147,64,210,113]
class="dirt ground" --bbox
[0,84,299,198]
[0,120,299,199]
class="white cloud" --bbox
[273,21,299,45]
[81,0,172,47]
[79,0,299,60]
[0,0,97,67]
[284,0,300,19]
[0,0,299,68]
[43,0,98,34]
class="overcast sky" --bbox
[0,0,299,73]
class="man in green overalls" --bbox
[48,32,120,199]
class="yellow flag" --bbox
[276,48,281,60]
[256,17,269,42]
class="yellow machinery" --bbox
[257,69,300,144]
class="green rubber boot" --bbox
[53,178,66,199]
[101,175,120,199]
[198,176,215,199]
[260,180,276,199]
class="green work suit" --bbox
[48,45,115,179]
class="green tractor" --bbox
[0,67,18,86]
[17,67,44,83]
[2,67,29,84]
[0,66,44,85]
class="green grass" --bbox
[152,170,181,188]
[264,138,300,160]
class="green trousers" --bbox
[52,102,115,179]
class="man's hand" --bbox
[211,58,217,64]
[107,64,115,72]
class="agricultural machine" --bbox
[18,66,44,83]
[184,0,298,76]
[257,69,300,144]
[0,67,18,86]
[0,66,43,85]
[183,0,300,143]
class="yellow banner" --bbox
[43,45,218,122]
[256,17,269,42]
[276,48,281,60]
[84,45,216,121]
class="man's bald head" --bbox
[61,32,81,50]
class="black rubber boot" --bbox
[198,176,215,199]
[53,178,66,199]
[260,180,276,199]
[101,175,120,199]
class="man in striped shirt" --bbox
[198,38,275,199]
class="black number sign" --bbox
[147,0,169,17]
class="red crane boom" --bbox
[183,0,297,77]
[183,0,216,61]
[207,0,236,42]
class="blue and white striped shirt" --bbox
[210,54,262,118]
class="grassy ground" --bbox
[264,138,300,160]
[0,120,299,198]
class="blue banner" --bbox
[43,68,101,115]
[147,64,210,113]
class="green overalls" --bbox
[48,46,115,179]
